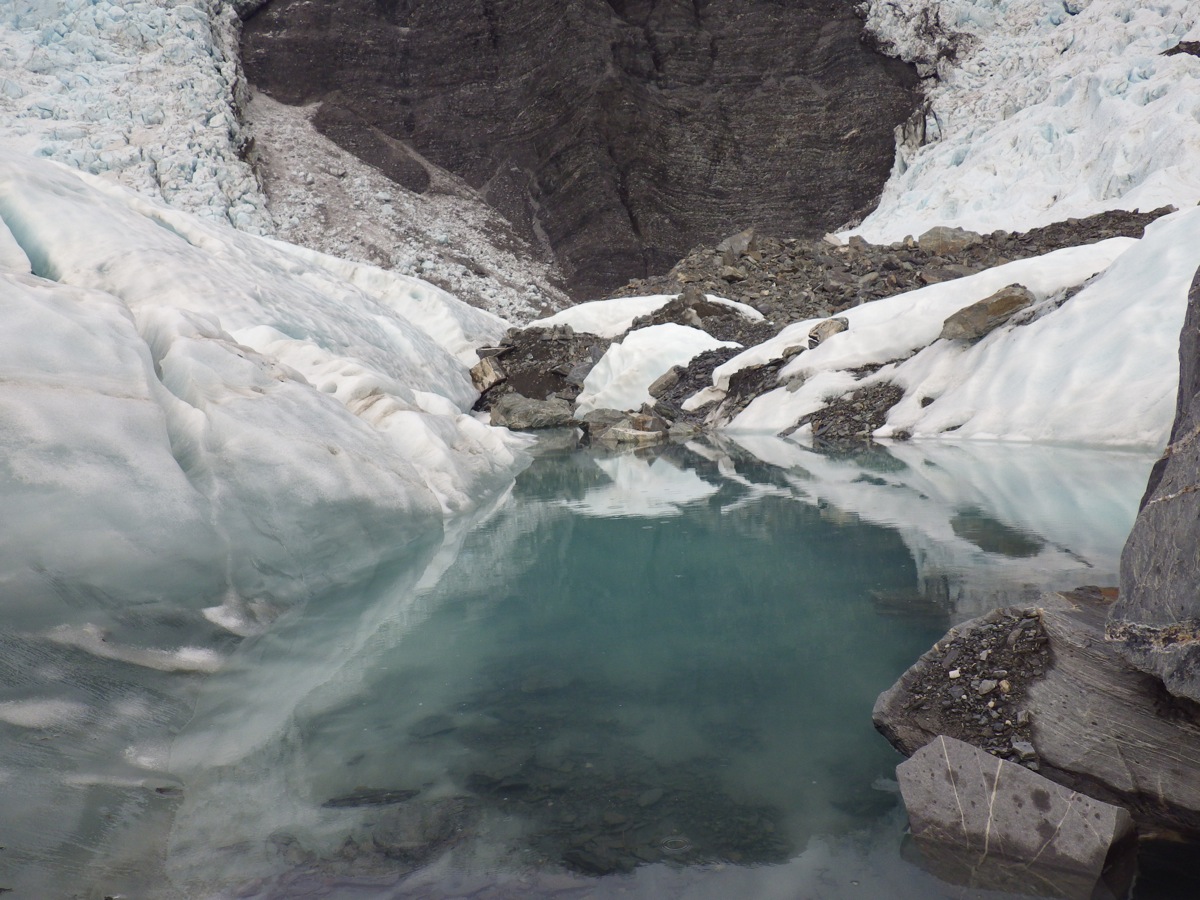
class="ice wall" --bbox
[852,0,1200,241]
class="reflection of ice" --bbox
[728,436,1154,620]
[564,454,720,518]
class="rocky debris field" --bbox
[801,382,907,443]
[618,208,1174,329]
[472,207,1176,447]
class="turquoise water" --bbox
[0,437,1184,898]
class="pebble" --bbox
[1011,740,1037,762]
[977,679,999,696]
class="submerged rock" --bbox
[898,735,1134,891]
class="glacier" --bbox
[2,0,1200,894]
[0,150,527,632]
[850,0,1200,242]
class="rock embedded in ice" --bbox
[898,735,1134,880]
[939,284,1035,342]
[807,316,849,349]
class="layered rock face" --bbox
[1112,266,1200,702]
[239,0,919,299]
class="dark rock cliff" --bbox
[1112,265,1200,703]
[239,0,919,299]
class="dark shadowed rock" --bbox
[1112,265,1200,702]
[490,394,576,430]
[1164,40,1200,58]
[940,284,1035,342]
[240,0,920,299]
[898,735,1134,894]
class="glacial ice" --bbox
[0,150,526,628]
[851,0,1200,241]
[1,0,271,232]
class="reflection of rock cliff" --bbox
[239,0,919,298]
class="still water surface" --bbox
[1,437,1188,898]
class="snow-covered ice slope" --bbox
[852,0,1200,242]
[0,0,269,232]
[0,151,526,628]
[713,208,1200,447]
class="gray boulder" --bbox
[1112,265,1200,701]
[807,316,848,349]
[899,735,1134,889]
[940,284,1034,342]
[489,393,576,430]
[717,227,757,266]
[918,225,984,256]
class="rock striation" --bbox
[238,0,920,299]
[1111,266,1200,703]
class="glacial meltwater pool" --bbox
[1,436,1192,898]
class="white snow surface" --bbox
[0,150,526,624]
[851,0,1200,242]
[575,323,739,416]
[533,292,764,339]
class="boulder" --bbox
[918,225,984,255]
[807,316,849,349]
[469,356,506,393]
[647,366,683,399]
[717,227,757,266]
[580,407,670,447]
[898,735,1134,888]
[489,393,576,430]
[1111,266,1200,702]
[940,284,1035,342]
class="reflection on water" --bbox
[0,438,1178,898]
